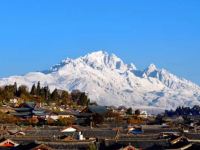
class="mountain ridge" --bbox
[0,51,200,111]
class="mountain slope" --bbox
[0,51,200,110]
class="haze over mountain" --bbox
[1,51,200,111]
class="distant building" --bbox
[81,105,108,116]
[139,111,148,118]
[12,102,45,118]
[128,127,144,135]
[168,136,192,150]
[61,126,80,133]
[46,111,75,121]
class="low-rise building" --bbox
[0,138,19,148]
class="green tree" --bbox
[18,85,29,99]
[44,86,50,100]
[57,117,74,126]
[36,81,41,95]
[4,85,15,100]
[30,84,37,95]
[39,87,46,99]
[0,87,4,103]
[13,82,18,95]
[71,90,81,102]
[135,109,141,116]
[126,107,133,115]
[79,92,89,106]
[61,90,69,104]
[51,89,60,102]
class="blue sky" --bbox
[0,0,200,84]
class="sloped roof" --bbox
[12,112,32,117]
[61,127,77,133]
[25,130,62,137]
[82,129,117,139]
[14,107,32,112]
[25,102,36,109]
[31,144,54,150]
[88,105,107,115]
[0,138,19,147]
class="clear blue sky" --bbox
[0,0,200,84]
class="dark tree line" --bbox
[165,105,200,117]
[0,82,90,106]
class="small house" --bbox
[61,126,80,133]
[128,127,143,135]
[46,111,74,121]
[0,138,19,148]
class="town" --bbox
[0,83,200,150]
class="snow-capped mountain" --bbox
[1,51,200,111]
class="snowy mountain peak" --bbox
[84,50,108,58]
[49,58,72,72]
[61,58,72,64]
[147,63,157,71]
[128,63,137,71]
[0,50,200,111]
[143,63,158,78]
[79,51,126,71]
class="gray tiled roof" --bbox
[88,105,107,115]
[82,129,117,139]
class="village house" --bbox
[127,126,144,135]
[61,125,81,133]
[12,102,46,118]
[139,111,148,119]
[0,138,19,148]
[81,105,108,115]
[117,106,127,116]
[46,111,75,121]
[168,135,193,150]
